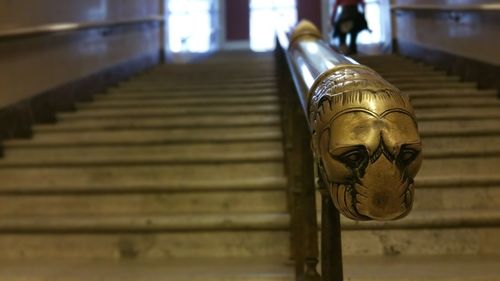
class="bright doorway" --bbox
[249,0,298,51]
[166,0,219,53]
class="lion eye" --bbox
[399,148,419,164]
[339,149,367,167]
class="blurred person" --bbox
[330,0,368,54]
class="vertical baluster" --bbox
[275,45,321,281]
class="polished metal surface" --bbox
[282,20,422,221]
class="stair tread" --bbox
[0,175,286,193]
[0,150,283,166]
[4,127,282,146]
[340,209,500,230]
[415,107,500,120]
[1,143,283,166]
[419,157,500,177]
[103,88,278,97]
[56,104,281,119]
[0,258,293,281]
[116,82,275,91]
[34,114,281,131]
[343,255,500,281]
[419,119,500,137]
[416,174,500,187]
[412,97,500,108]
[77,96,279,109]
[0,213,290,231]
[405,88,496,97]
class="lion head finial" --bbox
[309,65,422,221]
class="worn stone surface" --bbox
[0,52,293,279]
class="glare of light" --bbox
[304,42,319,54]
[250,0,297,52]
[300,63,316,89]
[167,0,213,53]
[47,23,79,31]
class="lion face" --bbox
[316,109,422,220]
[308,65,422,221]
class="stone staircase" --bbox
[341,55,500,280]
[1,51,499,281]
[0,52,293,280]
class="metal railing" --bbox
[0,16,164,40]
[276,20,423,281]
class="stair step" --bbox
[408,89,497,98]
[77,95,279,109]
[422,135,500,158]
[343,255,500,281]
[0,164,285,193]
[418,157,500,178]
[416,175,500,188]
[127,76,276,85]
[116,82,276,91]
[385,76,460,83]
[0,150,283,167]
[413,185,500,210]
[396,82,476,91]
[1,142,283,165]
[369,64,435,72]
[56,104,281,119]
[34,114,281,132]
[419,119,500,137]
[102,88,277,98]
[0,175,286,194]
[412,97,500,108]
[342,227,500,255]
[423,135,500,157]
[376,70,447,77]
[340,209,500,230]
[4,127,282,147]
[0,213,290,232]
[0,190,288,216]
[341,210,500,255]
[0,258,293,281]
[415,107,500,121]
[0,231,290,259]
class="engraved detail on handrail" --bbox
[0,16,164,40]
[289,20,322,49]
[309,65,422,221]
[286,20,423,221]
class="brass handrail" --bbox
[392,3,500,12]
[276,20,423,281]
[0,16,164,40]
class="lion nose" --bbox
[355,156,412,220]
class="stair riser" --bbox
[417,157,500,178]
[341,228,500,256]
[0,191,288,216]
[0,164,285,191]
[34,115,282,132]
[0,231,290,260]
[3,142,283,161]
[413,186,500,210]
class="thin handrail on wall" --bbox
[0,16,164,40]
[276,20,423,281]
[392,3,500,12]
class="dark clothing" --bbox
[331,4,368,39]
[331,4,367,54]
